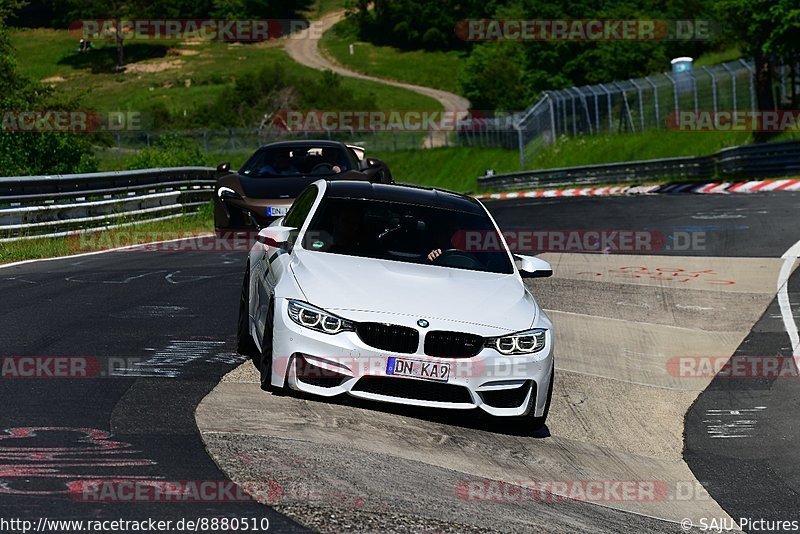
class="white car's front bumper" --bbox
[270,299,554,417]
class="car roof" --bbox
[259,140,349,150]
[324,180,484,214]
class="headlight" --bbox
[486,328,547,355]
[217,186,242,200]
[287,300,354,335]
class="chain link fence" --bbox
[512,58,800,167]
[103,122,519,157]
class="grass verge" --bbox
[320,18,465,95]
[529,130,800,170]
[0,202,214,264]
[374,147,519,192]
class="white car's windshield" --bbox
[303,197,514,274]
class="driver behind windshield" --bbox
[426,219,462,262]
[321,147,348,173]
[258,149,299,176]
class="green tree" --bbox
[63,0,152,70]
[459,42,532,111]
[0,0,98,176]
[718,0,800,113]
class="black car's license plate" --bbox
[266,206,289,217]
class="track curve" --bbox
[2,192,798,532]
[197,192,800,532]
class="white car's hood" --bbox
[290,250,536,331]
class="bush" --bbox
[126,134,207,169]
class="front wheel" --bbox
[237,266,259,364]
[259,299,275,391]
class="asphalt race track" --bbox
[2,191,799,532]
[0,251,303,531]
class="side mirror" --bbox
[217,162,231,173]
[256,226,295,248]
[515,255,552,278]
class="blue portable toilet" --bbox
[671,57,694,73]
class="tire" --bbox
[237,266,259,364]
[259,298,275,392]
[517,368,554,431]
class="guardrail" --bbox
[478,140,800,191]
[0,167,217,242]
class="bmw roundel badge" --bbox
[417,319,430,328]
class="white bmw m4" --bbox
[237,179,555,428]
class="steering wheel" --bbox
[431,249,482,269]
[310,162,334,174]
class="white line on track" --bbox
[0,234,215,271]
[778,239,800,366]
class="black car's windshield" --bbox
[240,145,352,177]
[303,198,514,274]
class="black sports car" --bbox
[214,140,392,231]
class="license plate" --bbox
[266,206,289,217]
[386,357,450,382]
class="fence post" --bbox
[515,121,525,169]
[588,85,600,135]
[702,66,718,116]
[645,76,660,128]
[600,84,613,132]
[779,58,787,104]
[721,63,737,114]
[630,79,645,132]
[739,59,756,113]
[547,93,557,143]
[664,72,679,117]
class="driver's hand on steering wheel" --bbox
[427,249,442,262]
[332,165,342,173]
